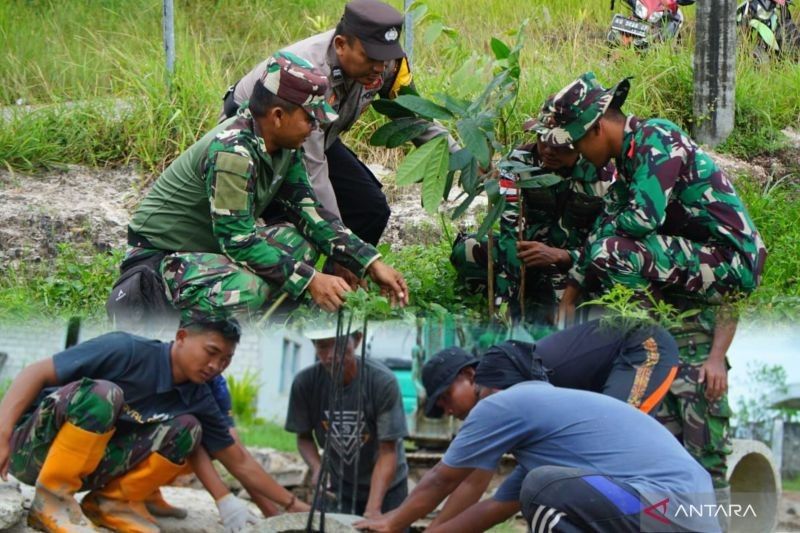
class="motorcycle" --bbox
[607,0,696,49]
[737,0,800,57]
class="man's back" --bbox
[444,382,717,529]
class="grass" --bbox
[1,1,799,175]
[785,475,800,492]
[237,419,297,452]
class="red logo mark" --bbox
[644,498,671,525]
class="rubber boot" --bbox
[81,452,187,533]
[715,486,731,532]
[27,422,114,533]
[144,488,188,519]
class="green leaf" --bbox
[423,20,444,46]
[456,118,490,167]
[484,178,500,202]
[517,174,563,189]
[421,138,451,214]
[435,93,470,116]
[475,197,506,239]
[370,117,430,147]
[396,135,449,187]
[451,191,478,219]
[443,169,456,200]
[372,99,416,119]
[490,37,511,59]
[458,158,480,194]
[448,148,473,171]
[394,95,453,120]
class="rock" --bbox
[0,481,25,529]
[262,511,362,532]
[246,447,308,487]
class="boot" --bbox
[27,422,114,533]
[144,488,188,519]
[81,452,188,533]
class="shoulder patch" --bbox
[213,151,252,212]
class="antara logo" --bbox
[643,497,758,524]
[643,498,671,525]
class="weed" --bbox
[227,369,261,425]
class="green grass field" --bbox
[0,0,799,319]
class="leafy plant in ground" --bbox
[226,369,261,425]
[581,285,701,332]
[0,243,122,321]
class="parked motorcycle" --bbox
[737,0,800,57]
[607,0,696,49]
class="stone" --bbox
[0,481,25,529]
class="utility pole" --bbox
[693,0,737,146]
[163,0,175,87]
[404,0,414,65]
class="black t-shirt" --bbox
[44,331,234,453]
[285,359,408,498]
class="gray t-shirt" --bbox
[443,382,719,532]
[285,359,408,498]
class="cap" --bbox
[260,51,339,124]
[340,0,404,61]
[534,72,631,147]
[421,347,479,418]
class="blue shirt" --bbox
[443,382,718,531]
[50,332,234,453]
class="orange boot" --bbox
[81,452,188,533]
[144,487,188,519]
[27,422,115,533]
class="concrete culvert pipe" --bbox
[727,438,781,533]
[262,512,362,532]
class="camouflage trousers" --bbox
[588,234,757,302]
[654,361,732,489]
[10,378,201,490]
[158,222,319,318]
[450,232,563,320]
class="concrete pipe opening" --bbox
[728,439,781,533]
[262,512,362,532]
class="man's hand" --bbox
[367,261,409,307]
[332,262,365,290]
[355,514,397,531]
[216,494,260,533]
[0,433,11,481]
[362,508,382,520]
[287,497,311,513]
[699,358,728,402]
[517,241,571,269]
[307,272,352,311]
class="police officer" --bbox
[121,52,408,320]
[221,0,456,246]
[536,71,768,514]
[450,115,617,321]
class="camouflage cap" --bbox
[534,72,631,148]
[260,51,339,125]
[179,309,242,342]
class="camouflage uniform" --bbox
[9,378,201,491]
[538,72,767,489]
[126,52,379,319]
[451,145,616,318]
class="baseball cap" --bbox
[422,347,479,418]
[533,72,631,147]
[340,0,404,61]
[260,51,338,124]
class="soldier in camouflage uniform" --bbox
[0,317,241,533]
[535,72,768,514]
[120,51,408,321]
[450,125,617,321]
